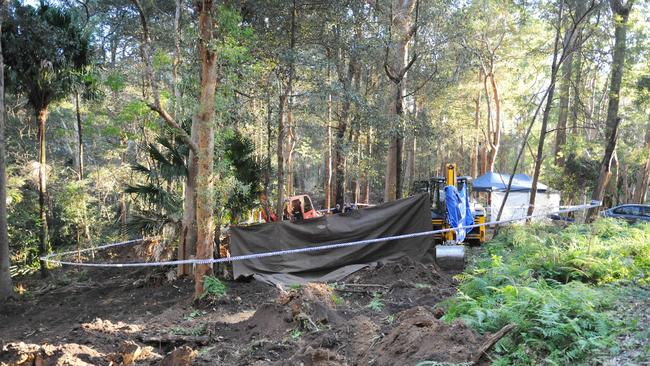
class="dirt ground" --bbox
[1,244,502,366]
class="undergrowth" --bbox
[442,218,650,365]
[200,275,227,299]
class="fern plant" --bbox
[200,275,227,299]
[442,219,650,365]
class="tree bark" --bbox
[486,72,501,172]
[276,92,286,216]
[285,97,295,197]
[633,115,650,203]
[173,0,183,118]
[384,0,417,202]
[587,0,633,221]
[193,0,218,297]
[554,47,573,166]
[75,91,84,180]
[179,122,197,277]
[37,106,49,278]
[275,0,297,217]
[0,2,13,298]
[471,69,482,178]
[324,61,332,210]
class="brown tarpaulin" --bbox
[229,194,434,285]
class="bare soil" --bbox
[1,247,498,366]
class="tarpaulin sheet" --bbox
[444,183,474,242]
[229,194,434,285]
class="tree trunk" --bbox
[587,0,632,221]
[193,0,218,297]
[264,82,272,199]
[324,77,332,210]
[554,48,573,166]
[570,43,582,134]
[275,0,297,217]
[173,0,183,118]
[37,106,50,278]
[334,77,352,208]
[471,69,482,178]
[285,97,295,197]
[179,122,197,277]
[404,136,416,194]
[276,92,286,217]
[0,4,13,298]
[486,72,501,172]
[384,0,417,202]
[132,0,197,154]
[479,142,487,176]
[633,115,650,203]
[75,91,84,180]
[528,1,566,217]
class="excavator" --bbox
[412,164,487,270]
[413,164,487,244]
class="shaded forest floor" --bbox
[1,243,648,366]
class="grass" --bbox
[442,218,650,365]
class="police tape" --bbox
[41,201,601,268]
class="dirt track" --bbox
[0,255,498,365]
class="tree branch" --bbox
[131,0,198,154]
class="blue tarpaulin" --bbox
[472,172,548,192]
[444,183,474,242]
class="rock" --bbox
[161,346,197,366]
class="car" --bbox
[601,204,650,223]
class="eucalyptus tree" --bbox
[0,0,12,300]
[587,0,635,220]
[2,2,92,276]
[383,0,419,201]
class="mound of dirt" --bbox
[345,256,443,285]
[361,306,483,365]
[277,283,344,326]
[272,346,349,366]
[0,342,104,366]
[215,283,342,343]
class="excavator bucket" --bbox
[435,245,465,271]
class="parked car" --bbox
[601,204,650,223]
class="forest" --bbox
[0,0,649,365]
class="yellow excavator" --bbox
[412,164,487,245]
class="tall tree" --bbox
[0,0,12,300]
[193,0,219,297]
[384,0,418,201]
[528,0,596,217]
[275,0,297,217]
[3,3,92,276]
[633,76,650,203]
[587,0,634,220]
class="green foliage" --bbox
[184,310,207,321]
[290,328,302,340]
[367,292,385,312]
[200,275,227,300]
[55,180,98,246]
[221,128,264,223]
[170,324,207,336]
[443,220,650,365]
[2,2,92,110]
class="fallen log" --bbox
[137,334,210,346]
[471,323,517,364]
